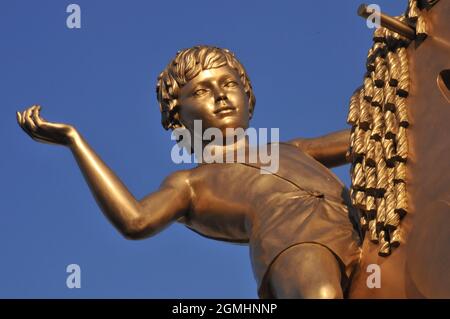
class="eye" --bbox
[224,80,238,88]
[193,88,208,97]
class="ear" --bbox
[246,90,255,120]
[170,106,185,130]
[172,125,194,155]
[248,100,254,120]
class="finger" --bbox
[27,106,50,140]
[20,116,55,144]
[17,108,38,137]
[32,105,44,128]
[21,111,27,127]
[19,117,36,138]
[32,105,54,131]
[32,106,64,144]
[18,110,27,127]
[16,111,22,126]
[21,105,34,117]
[24,106,38,132]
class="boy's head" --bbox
[156,46,256,134]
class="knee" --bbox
[304,283,343,299]
[268,272,343,299]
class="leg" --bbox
[267,243,343,299]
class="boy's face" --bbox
[177,65,250,137]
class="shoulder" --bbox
[160,169,192,191]
[270,140,308,155]
[283,138,309,151]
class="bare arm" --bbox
[17,105,191,239]
[288,129,351,168]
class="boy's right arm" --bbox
[287,129,351,168]
[17,105,191,239]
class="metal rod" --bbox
[358,4,416,40]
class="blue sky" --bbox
[0,0,407,298]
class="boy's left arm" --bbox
[287,128,351,168]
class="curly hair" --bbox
[156,45,256,130]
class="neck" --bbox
[196,135,249,164]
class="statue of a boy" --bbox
[17,46,361,298]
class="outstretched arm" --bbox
[288,129,351,168]
[17,105,191,239]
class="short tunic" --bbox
[180,142,362,297]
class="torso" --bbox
[178,142,350,242]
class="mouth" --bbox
[214,106,237,116]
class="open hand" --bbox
[16,105,77,146]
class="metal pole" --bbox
[358,4,416,40]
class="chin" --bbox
[222,116,248,128]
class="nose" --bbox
[215,89,228,103]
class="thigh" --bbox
[266,242,343,299]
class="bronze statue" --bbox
[17,46,361,299]
[18,0,449,299]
